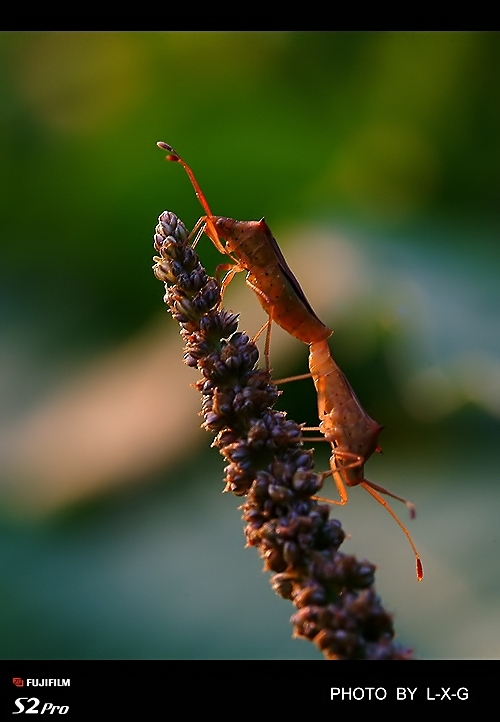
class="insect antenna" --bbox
[157,141,225,256]
[361,481,423,582]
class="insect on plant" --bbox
[157,141,332,367]
[277,340,423,581]
[157,142,423,581]
[305,340,423,581]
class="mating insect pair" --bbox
[156,141,423,582]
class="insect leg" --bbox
[274,372,312,385]
[215,263,245,303]
[263,315,273,373]
[329,449,415,518]
[187,217,207,248]
[313,458,349,506]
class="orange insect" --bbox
[157,141,422,580]
[306,339,423,581]
[157,142,331,363]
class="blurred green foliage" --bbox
[1,33,499,345]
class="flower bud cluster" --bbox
[152,210,413,660]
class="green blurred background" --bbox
[0,32,499,659]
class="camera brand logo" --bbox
[12,678,70,687]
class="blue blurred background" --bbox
[0,32,499,659]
